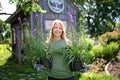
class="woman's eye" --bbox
[54,27,57,29]
[59,27,62,29]
[53,26,62,30]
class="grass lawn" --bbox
[0,44,12,66]
[0,59,48,80]
[0,44,48,80]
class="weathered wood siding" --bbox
[30,0,79,35]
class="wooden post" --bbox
[16,27,22,64]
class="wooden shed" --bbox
[6,0,79,64]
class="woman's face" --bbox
[52,22,63,37]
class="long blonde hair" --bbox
[46,19,67,43]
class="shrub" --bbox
[99,31,120,45]
[103,42,119,61]
[79,72,117,80]
[0,44,12,66]
[90,42,119,61]
[90,45,104,60]
[84,38,94,51]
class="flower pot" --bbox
[69,58,85,72]
[40,58,52,70]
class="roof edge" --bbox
[5,8,22,23]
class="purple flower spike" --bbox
[67,12,74,22]
[18,17,22,23]
[33,28,37,35]
[33,28,37,32]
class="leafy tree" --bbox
[72,0,86,5]
[0,19,10,40]
[116,22,120,28]
[78,0,120,37]
[9,0,46,14]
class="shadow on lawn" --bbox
[0,57,48,80]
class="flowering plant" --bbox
[65,12,93,71]
[20,17,48,66]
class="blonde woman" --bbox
[46,19,74,80]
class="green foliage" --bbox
[118,68,120,79]
[91,30,120,61]
[84,38,94,51]
[66,24,93,64]
[0,44,12,66]
[9,0,47,14]
[72,0,86,5]
[99,31,120,45]
[90,45,104,59]
[79,72,116,80]
[0,60,48,80]
[103,42,119,61]
[0,19,6,40]
[0,19,11,41]
[115,22,120,28]
[78,0,120,37]
[22,21,47,65]
[90,42,119,61]
[22,34,47,65]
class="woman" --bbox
[46,19,74,80]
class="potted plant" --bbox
[66,34,89,72]
[21,17,48,67]
[65,21,91,72]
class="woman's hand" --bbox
[66,39,72,46]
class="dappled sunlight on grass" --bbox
[79,71,117,80]
[0,59,48,80]
[0,44,12,66]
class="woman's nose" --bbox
[56,28,60,30]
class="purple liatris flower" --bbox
[18,17,22,23]
[33,28,37,32]
[67,12,74,22]
[33,28,37,35]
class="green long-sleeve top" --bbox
[48,39,73,79]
